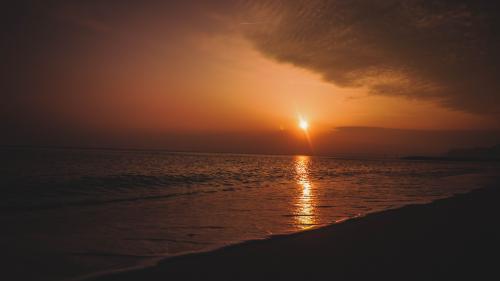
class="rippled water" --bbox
[1,148,498,280]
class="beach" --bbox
[5,1,500,280]
[2,150,498,281]
[92,184,500,281]
[4,1,500,280]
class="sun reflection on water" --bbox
[294,155,316,229]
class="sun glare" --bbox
[299,118,309,131]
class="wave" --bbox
[0,187,234,212]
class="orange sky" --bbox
[2,1,500,155]
[38,33,496,134]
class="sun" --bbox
[298,117,309,131]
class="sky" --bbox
[2,0,500,155]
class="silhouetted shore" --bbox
[402,156,500,162]
[403,144,500,162]
[93,184,500,281]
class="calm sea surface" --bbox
[1,148,498,280]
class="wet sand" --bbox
[92,185,500,281]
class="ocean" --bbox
[1,148,498,280]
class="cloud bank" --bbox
[240,0,500,115]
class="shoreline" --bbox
[3,169,493,281]
[89,184,500,281]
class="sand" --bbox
[91,186,500,281]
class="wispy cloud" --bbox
[240,0,500,115]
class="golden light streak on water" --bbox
[294,155,317,229]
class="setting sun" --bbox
[299,118,309,131]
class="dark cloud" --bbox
[240,0,500,115]
[3,0,499,117]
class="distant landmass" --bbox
[403,144,500,161]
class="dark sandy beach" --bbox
[92,184,500,281]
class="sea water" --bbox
[1,148,497,280]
